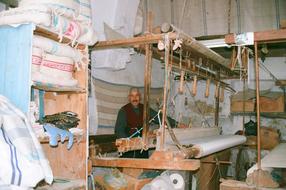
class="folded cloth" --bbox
[43,123,74,150]
[33,35,84,66]
[0,95,53,188]
[0,5,51,27]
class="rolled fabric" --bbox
[191,135,246,158]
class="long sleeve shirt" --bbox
[114,105,177,139]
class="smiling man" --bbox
[114,87,184,158]
[114,87,148,158]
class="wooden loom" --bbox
[91,14,240,171]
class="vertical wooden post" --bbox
[159,36,171,151]
[214,72,220,127]
[254,41,261,169]
[142,12,153,147]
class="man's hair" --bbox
[128,87,141,95]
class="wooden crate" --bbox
[231,94,284,113]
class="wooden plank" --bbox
[92,157,200,171]
[32,82,85,93]
[92,33,176,50]
[143,11,153,147]
[34,27,86,50]
[225,29,286,44]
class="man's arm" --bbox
[114,108,128,138]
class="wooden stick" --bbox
[142,12,153,148]
[219,87,225,102]
[92,157,200,171]
[179,70,185,94]
[92,32,177,50]
[215,82,219,98]
[214,72,220,127]
[192,75,197,96]
[255,41,262,170]
[205,79,210,97]
[159,38,171,151]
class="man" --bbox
[115,87,183,158]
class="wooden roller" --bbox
[178,70,185,94]
[220,87,225,102]
[205,79,210,97]
[192,75,197,96]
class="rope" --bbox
[185,83,212,128]
[178,0,188,29]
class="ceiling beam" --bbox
[225,29,286,44]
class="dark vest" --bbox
[123,103,143,136]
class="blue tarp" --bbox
[0,24,34,114]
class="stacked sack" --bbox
[31,35,84,86]
[0,0,97,46]
[0,0,97,86]
[18,0,97,46]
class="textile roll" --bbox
[191,135,246,158]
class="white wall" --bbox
[147,0,286,37]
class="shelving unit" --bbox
[34,29,88,183]
[32,82,85,93]
[0,23,88,189]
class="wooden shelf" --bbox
[231,112,286,119]
[36,178,85,190]
[34,26,86,50]
[32,82,85,93]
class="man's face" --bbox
[129,90,140,107]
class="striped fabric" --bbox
[0,95,53,188]
[93,78,163,135]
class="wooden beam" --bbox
[225,29,286,44]
[34,27,86,50]
[142,12,153,147]
[92,33,177,50]
[254,41,262,170]
[92,158,200,171]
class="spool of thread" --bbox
[170,173,185,190]
[192,75,197,96]
[205,79,210,97]
[178,70,185,94]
